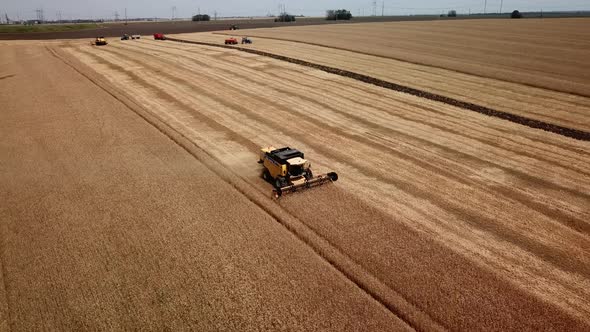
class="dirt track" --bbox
[1,18,590,330]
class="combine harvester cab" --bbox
[259,146,338,198]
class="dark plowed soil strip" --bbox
[165,37,590,142]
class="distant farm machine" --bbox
[259,146,338,198]
[225,37,239,45]
[153,33,166,40]
[121,34,141,40]
[92,37,108,46]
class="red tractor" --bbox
[153,33,166,40]
[224,37,238,45]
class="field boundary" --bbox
[48,45,447,332]
[166,37,590,142]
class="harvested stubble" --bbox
[46,35,590,331]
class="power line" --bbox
[35,8,44,23]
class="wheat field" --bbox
[1,18,589,330]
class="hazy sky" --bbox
[3,1,589,20]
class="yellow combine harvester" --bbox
[93,37,108,46]
[259,146,338,198]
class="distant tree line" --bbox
[192,14,210,21]
[326,9,352,20]
[441,9,522,18]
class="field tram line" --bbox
[165,37,590,142]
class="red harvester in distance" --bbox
[225,37,238,45]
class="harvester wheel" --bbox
[262,170,271,182]
[305,170,313,180]
[328,172,338,181]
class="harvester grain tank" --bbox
[259,146,338,198]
